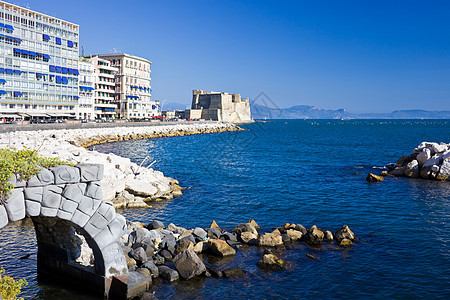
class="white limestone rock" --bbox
[417,149,431,168]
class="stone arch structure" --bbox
[0,164,128,298]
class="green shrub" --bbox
[0,148,71,201]
[0,268,27,300]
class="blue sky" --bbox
[15,0,450,113]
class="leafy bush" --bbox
[0,148,71,201]
[0,268,27,300]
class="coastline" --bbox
[1,121,243,208]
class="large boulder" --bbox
[240,231,258,244]
[405,160,420,178]
[173,249,206,280]
[304,225,324,245]
[417,149,431,168]
[209,220,221,230]
[395,155,411,167]
[125,177,158,197]
[207,239,236,257]
[129,247,148,264]
[335,225,355,242]
[286,229,303,241]
[258,232,283,247]
[436,159,450,181]
[231,223,258,239]
[157,266,179,282]
[420,155,441,178]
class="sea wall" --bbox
[1,122,243,208]
[389,141,450,180]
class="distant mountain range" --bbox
[251,104,450,119]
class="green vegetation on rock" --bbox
[0,267,27,300]
[0,148,70,201]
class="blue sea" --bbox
[1,120,449,299]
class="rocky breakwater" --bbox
[2,122,242,208]
[388,142,450,181]
[120,219,356,298]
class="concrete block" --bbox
[62,183,86,202]
[108,217,127,241]
[25,199,41,216]
[71,210,91,227]
[96,201,116,223]
[77,196,101,215]
[42,185,63,209]
[85,181,103,200]
[51,165,80,184]
[27,168,55,187]
[77,164,104,182]
[0,205,8,228]
[4,188,25,222]
[102,242,128,276]
[94,226,115,250]
[40,207,58,217]
[59,198,79,214]
[115,214,127,234]
[15,175,26,188]
[23,187,44,203]
[84,221,104,237]
[56,209,73,221]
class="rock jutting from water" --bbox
[1,122,242,208]
[387,142,450,181]
[121,220,356,298]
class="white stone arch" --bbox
[0,164,128,297]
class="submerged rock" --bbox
[257,254,288,270]
[223,267,246,278]
[366,173,384,182]
[340,239,353,246]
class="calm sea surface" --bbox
[1,120,449,299]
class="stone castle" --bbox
[186,90,252,123]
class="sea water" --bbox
[1,120,449,299]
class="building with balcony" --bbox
[0,1,79,120]
[77,57,94,120]
[88,55,118,120]
[96,53,157,119]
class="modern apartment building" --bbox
[88,55,118,120]
[77,57,94,120]
[96,53,158,119]
[0,1,79,120]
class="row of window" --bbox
[0,92,78,102]
[0,103,75,110]
[0,10,78,37]
[42,34,77,48]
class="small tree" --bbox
[0,268,27,300]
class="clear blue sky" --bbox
[15,0,450,113]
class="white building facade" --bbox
[97,53,157,119]
[77,58,94,120]
[89,55,118,120]
[0,1,79,120]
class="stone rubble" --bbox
[122,219,356,298]
[1,122,242,208]
[386,142,450,181]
